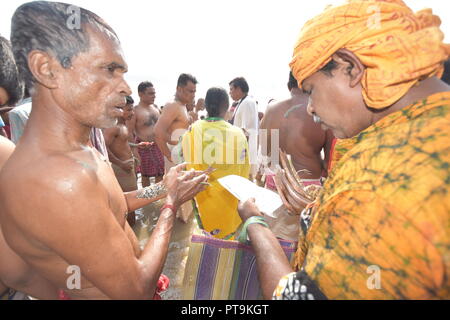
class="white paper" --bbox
[218,175,282,218]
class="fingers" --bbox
[172,162,187,173]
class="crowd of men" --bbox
[0,0,449,300]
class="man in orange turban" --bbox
[237,0,450,299]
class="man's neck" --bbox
[138,101,152,108]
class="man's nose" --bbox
[119,79,132,96]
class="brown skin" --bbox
[103,103,137,225]
[129,88,163,186]
[239,48,450,300]
[0,136,59,299]
[0,26,208,300]
[103,103,135,173]
[154,81,196,162]
[260,87,334,179]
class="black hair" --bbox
[320,59,339,76]
[138,81,154,93]
[442,58,450,85]
[125,95,134,105]
[205,87,229,118]
[177,73,197,87]
[229,77,249,94]
[288,71,298,91]
[0,35,24,105]
[11,1,118,91]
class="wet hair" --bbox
[11,1,118,92]
[442,58,450,85]
[177,73,198,87]
[0,35,24,105]
[287,71,298,91]
[205,87,229,118]
[229,77,249,94]
[138,81,154,93]
[125,95,134,105]
[320,59,339,76]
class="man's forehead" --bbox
[84,26,128,69]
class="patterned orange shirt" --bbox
[294,92,450,299]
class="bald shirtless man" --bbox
[0,2,208,300]
[154,73,197,168]
[103,96,138,226]
[132,81,165,186]
[260,72,334,187]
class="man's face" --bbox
[229,85,241,102]
[122,103,134,121]
[139,87,156,105]
[52,26,131,129]
[178,81,196,105]
[302,64,368,139]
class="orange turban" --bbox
[290,0,450,109]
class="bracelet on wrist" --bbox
[160,203,176,214]
[237,216,269,243]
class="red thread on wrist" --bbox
[161,203,176,213]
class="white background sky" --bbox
[1,0,449,111]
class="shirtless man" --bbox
[0,2,208,300]
[103,96,138,226]
[131,81,165,186]
[260,72,334,186]
[0,34,58,300]
[154,73,197,167]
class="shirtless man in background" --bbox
[131,82,164,186]
[260,72,334,188]
[103,96,138,226]
[0,2,208,299]
[154,73,197,167]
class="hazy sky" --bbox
[1,0,449,111]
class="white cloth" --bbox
[9,99,32,144]
[233,96,259,177]
[232,96,259,132]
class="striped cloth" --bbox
[182,230,297,300]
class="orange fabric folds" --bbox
[290,0,450,109]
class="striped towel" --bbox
[182,230,297,300]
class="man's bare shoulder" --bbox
[4,149,104,200]
[162,101,183,112]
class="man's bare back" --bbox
[261,90,333,179]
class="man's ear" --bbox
[332,48,365,88]
[27,50,61,90]
[0,87,9,106]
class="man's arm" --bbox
[238,199,293,300]
[16,161,207,299]
[154,104,177,161]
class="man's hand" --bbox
[137,141,153,150]
[238,198,263,222]
[163,163,209,210]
